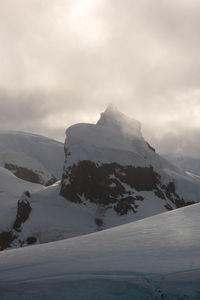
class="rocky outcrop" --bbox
[13,191,32,231]
[4,163,57,186]
[60,161,159,204]
[26,236,37,245]
[0,232,15,251]
[0,191,37,251]
[60,161,194,216]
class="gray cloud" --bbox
[150,128,200,158]
[0,0,200,156]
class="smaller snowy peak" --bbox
[0,130,63,186]
[97,104,142,139]
[2,151,57,186]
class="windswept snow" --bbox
[0,203,200,299]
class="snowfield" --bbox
[0,203,200,299]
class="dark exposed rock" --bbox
[64,147,71,157]
[60,161,159,215]
[114,196,137,216]
[0,191,33,251]
[61,161,128,205]
[116,165,161,191]
[4,163,57,186]
[154,189,166,200]
[163,182,195,208]
[13,192,32,231]
[146,142,156,152]
[95,218,103,227]
[26,236,37,245]
[0,231,15,251]
[135,195,144,201]
[166,182,176,195]
[60,160,195,215]
[46,177,57,186]
[25,191,31,198]
[165,204,173,211]
[60,161,158,205]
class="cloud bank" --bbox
[0,0,200,155]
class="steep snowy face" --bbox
[60,106,200,223]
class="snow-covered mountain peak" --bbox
[60,106,200,223]
[65,106,149,166]
[97,105,142,139]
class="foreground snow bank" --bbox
[0,203,200,299]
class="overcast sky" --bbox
[1,0,200,157]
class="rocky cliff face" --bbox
[60,105,198,220]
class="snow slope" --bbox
[0,174,98,248]
[0,203,199,299]
[9,183,98,247]
[0,167,44,232]
[2,181,159,249]
[0,130,64,182]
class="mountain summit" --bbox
[60,106,200,226]
[63,105,156,167]
[97,104,142,138]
